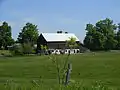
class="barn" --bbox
[37,33,81,54]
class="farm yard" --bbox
[2,0,120,89]
[0,52,120,89]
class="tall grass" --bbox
[3,80,116,90]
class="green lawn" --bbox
[0,52,120,89]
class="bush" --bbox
[10,44,23,56]
[22,43,33,54]
[0,50,13,57]
[9,43,34,56]
[80,46,90,53]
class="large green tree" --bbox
[96,18,117,50]
[115,23,120,49]
[0,22,14,49]
[84,24,96,50]
[17,22,39,46]
[84,24,105,50]
[84,18,117,51]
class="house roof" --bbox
[41,33,79,42]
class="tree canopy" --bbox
[84,18,118,51]
[17,22,39,45]
[66,37,78,49]
[2,18,120,51]
[0,22,14,49]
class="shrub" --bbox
[9,43,34,56]
[22,43,33,54]
[0,50,13,57]
[10,44,23,56]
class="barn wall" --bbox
[47,42,66,49]
[47,41,80,49]
[37,34,47,51]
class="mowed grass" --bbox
[0,52,120,89]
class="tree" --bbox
[63,37,78,85]
[84,24,97,50]
[0,22,14,49]
[84,24,105,50]
[66,37,78,50]
[96,18,117,50]
[115,23,120,49]
[17,22,39,46]
[49,37,78,85]
[84,18,117,51]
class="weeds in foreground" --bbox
[3,79,117,90]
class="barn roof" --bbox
[41,33,79,42]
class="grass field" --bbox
[0,52,120,89]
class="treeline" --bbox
[84,18,120,51]
[0,22,39,50]
[1,18,120,52]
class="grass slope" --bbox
[0,52,120,89]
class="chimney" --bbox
[65,32,68,34]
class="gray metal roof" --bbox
[41,33,79,42]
